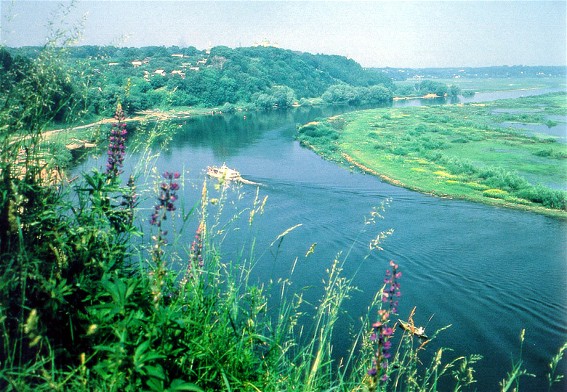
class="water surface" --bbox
[77,89,567,391]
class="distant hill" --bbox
[4,45,398,115]
[11,45,550,118]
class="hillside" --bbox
[4,45,394,116]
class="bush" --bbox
[517,185,567,210]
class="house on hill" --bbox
[171,70,185,78]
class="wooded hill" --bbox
[3,45,395,117]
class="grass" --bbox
[0,106,497,391]
[395,77,566,93]
[2,47,566,391]
[297,92,567,218]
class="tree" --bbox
[322,84,359,104]
[362,85,393,104]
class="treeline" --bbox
[2,45,470,119]
[3,45,396,117]
[394,80,461,98]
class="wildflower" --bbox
[367,366,377,377]
[186,222,205,282]
[106,103,127,179]
[148,170,181,307]
[367,261,402,387]
[149,171,180,262]
[150,171,180,229]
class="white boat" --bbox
[207,164,241,181]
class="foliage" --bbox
[5,45,398,118]
[393,79,460,98]
[2,44,566,392]
[296,93,567,216]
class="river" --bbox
[76,88,566,391]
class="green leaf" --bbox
[146,364,166,381]
[133,341,165,372]
[167,379,204,392]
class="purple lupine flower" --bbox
[106,103,128,179]
[150,170,180,229]
[187,222,204,280]
[367,261,402,386]
[149,170,181,267]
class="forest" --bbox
[0,45,474,120]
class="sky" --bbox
[1,0,565,68]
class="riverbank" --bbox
[297,92,567,219]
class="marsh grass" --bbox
[297,93,567,217]
[395,77,566,94]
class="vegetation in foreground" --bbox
[1,44,566,392]
[3,101,566,392]
[0,75,490,391]
[297,92,567,218]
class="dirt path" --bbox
[43,109,194,140]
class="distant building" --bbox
[132,60,143,67]
[154,69,166,76]
[108,62,120,66]
[171,70,185,78]
[253,39,279,48]
[171,54,184,58]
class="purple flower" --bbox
[186,223,205,280]
[367,261,402,385]
[149,170,181,266]
[105,103,127,179]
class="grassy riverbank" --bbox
[297,92,567,218]
[395,76,566,93]
[4,48,566,389]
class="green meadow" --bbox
[395,76,566,93]
[297,92,567,218]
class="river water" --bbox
[77,89,566,391]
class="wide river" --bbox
[77,88,566,391]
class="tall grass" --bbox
[1,45,566,392]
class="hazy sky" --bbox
[1,0,565,68]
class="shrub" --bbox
[517,186,567,210]
[483,188,509,199]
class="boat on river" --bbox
[207,164,262,186]
[398,319,429,340]
[207,164,241,181]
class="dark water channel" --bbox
[77,89,566,391]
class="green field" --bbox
[297,92,567,218]
[395,76,566,93]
